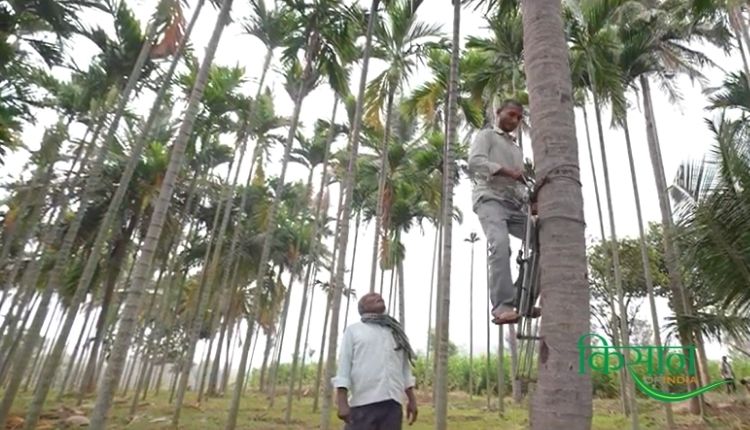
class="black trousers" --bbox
[725,378,736,393]
[344,400,402,430]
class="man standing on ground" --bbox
[468,99,539,325]
[332,292,418,429]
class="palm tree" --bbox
[465,232,480,399]
[518,0,592,426]
[172,74,251,424]
[86,1,235,427]
[565,0,640,423]
[19,3,198,426]
[671,115,750,313]
[628,1,728,413]
[433,0,460,427]
[318,1,381,428]
[0,4,160,423]
[284,102,343,423]
[364,0,442,293]
[464,6,526,129]
[227,1,360,428]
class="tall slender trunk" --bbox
[508,325,522,402]
[584,102,629,413]
[342,212,361,328]
[312,292,332,413]
[69,308,100,396]
[0,117,104,356]
[433,107,447,404]
[80,215,139,397]
[259,331,274,392]
[284,100,339,422]
[243,325,260,394]
[319,2,379,428]
[388,269,396,314]
[368,90,396,293]
[486,243,491,410]
[25,299,61,391]
[640,75,700,415]
[435,1,460,427]
[220,319,235,394]
[57,301,94,399]
[197,336,215,403]
[622,115,675,428]
[207,312,230,397]
[424,225,439,388]
[171,160,233,417]
[0,293,40,386]
[468,240,475,399]
[298,267,317,398]
[268,272,295,404]
[397,258,406,328]
[40,7,204,420]
[0,20,158,426]
[497,327,505,414]
[591,89,639,428]
[520,0,592,427]
[88,3,234,427]
[174,136,249,422]
[0,128,62,270]
[225,32,313,430]
[207,42,274,398]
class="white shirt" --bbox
[331,321,416,407]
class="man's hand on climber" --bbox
[493,166,525,182]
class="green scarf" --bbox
[361,313,416,365]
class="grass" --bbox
[5,388,750,429]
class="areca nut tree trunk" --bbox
[519,0,592,427]
[87,1,235,427]
[285,100,339,423]
[639,75,700,414]
[434,0,459,428]
[620,114,675,427]
[465,232,479,399]
[590,88,639,427]
[319,2,380,430]
[0,20,159,427]
[22,5,203,427]
[369,90,395,293]
[206,36,276,398]
[225,30,320,430]
[173,140,248,425]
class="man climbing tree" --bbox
[468,99,540,325]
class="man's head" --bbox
[358,292,386,315]
[723,356,728,362]
[495,99,524,133]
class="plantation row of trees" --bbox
[0,0,748,429]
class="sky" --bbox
[2,0,744,383]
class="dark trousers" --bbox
[344,400,402,430]
[725,378,736,394]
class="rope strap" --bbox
[533,164,586,227]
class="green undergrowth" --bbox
[4,389,750,429]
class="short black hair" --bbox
[496,99,524,113]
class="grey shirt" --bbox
[468,128,527,210]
